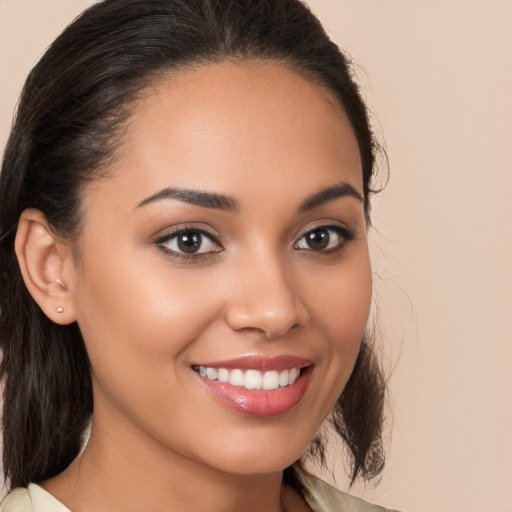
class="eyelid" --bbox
[152,223,222,243]
[293,221,355,252]
[152,223,224,260]
[294,220,353,241]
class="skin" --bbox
[26,61,372,511]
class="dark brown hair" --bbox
[0,0,385,490]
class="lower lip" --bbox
[196,367,312,417]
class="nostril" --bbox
[263,322,300,339]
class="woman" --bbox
[0,1,397,510]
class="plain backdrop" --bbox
[1,1,511,511]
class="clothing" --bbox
[291,465,400,512]
[0,466,400,512]
[0,485,69,512]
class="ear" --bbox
[15,208,77,325]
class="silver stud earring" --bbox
[56,306,64,313]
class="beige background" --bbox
[1,1,511,510]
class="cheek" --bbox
[71,248,233,454]
[309,249,372,345]
[304,247,372,395]
[71,245,221,392]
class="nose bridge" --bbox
[224,242,307,338]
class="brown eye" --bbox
[295,225,353,252]
[176,232,203,253]
[303,229,331,251]
[157,229,222,256]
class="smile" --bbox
[195,366,301,390]
[192,356,313,417]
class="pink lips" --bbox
[197,355,312,371]
[193,355,313,417]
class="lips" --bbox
[192,356,312,417]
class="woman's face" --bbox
[69,61,372,475]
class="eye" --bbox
[295,225,354,252]
[155,228,222,258]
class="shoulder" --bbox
[0,485,69,512]
[291,465,401,512]
[0,488,33,512]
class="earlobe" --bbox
[14,209,77,325]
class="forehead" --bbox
[88,60,363,211]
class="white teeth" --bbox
[279,369,289,387]
[229,369,245,386]
[217,368,229,383]
[262,370,280,390]
[206,367,218,380]
[244,369,262,390]
[288,367,300,385]
[197,366,303,390]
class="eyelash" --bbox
[294,224,355,254]
[154,223,355,262]
[154,226,223,262]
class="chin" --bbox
[194,427,314,477]
[212,452,301,477]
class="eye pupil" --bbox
[306,229,330,250]
[177,232,202,253]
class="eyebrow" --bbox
[136,187,239,212]
[298,182,364,212]
[136,182,363,213]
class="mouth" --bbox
[191,356,313,417]
[193,365,302,391]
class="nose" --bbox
[224,252,309,339]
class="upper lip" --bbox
[192,355,313,372]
